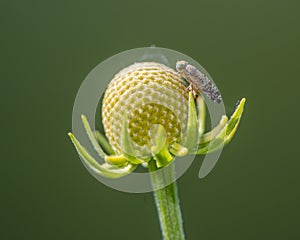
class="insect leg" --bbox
[187,84,199,100]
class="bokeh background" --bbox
[1,0,299,239]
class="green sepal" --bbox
[225,98,246,144]
[152,146,174,168]
[95,130,115,155]
[81,115,106,159]
[183,92,200,152]
[120,114,144,165]
[105,155,128,166]
[196,94,206,136]
[150,125,174,168]
[68,133,135,178]
[199,115,228,146]
[196,98,246,154]
[169,142,188,157]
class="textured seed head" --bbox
[102,62,189,157]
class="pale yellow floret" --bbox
[102,62,189,157]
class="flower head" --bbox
[68,61,246,178]
[102,62,190,157]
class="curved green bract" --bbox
[95,130,115,155]
[68,133,136,178]
[120,115,146,165]
[169,143,188,157]
[196,94,206,136]
[196,98,246,154]
[183,92,200,153]
[81,115,107,159]
[151,125,174,168]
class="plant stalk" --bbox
[148,160,185,240]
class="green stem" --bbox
[148,160,185,240]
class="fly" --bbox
[176,61,222,104]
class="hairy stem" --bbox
[148,160,185,240]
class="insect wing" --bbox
[200,75,222,104]
[185,64,222,104]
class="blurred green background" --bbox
[1,0,299,239]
